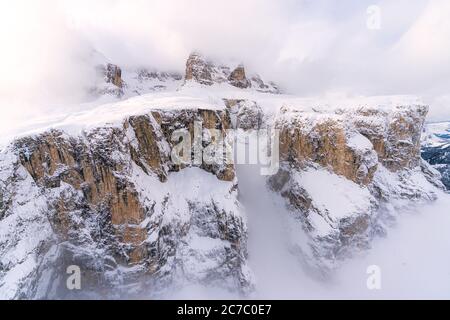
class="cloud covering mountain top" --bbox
[1,0,450,123]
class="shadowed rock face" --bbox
[422,144,450,190]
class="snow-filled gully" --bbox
[236,164,311,299]
[235,165,450,299]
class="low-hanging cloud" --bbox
[1,0,450,128]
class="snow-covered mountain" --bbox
[422,121,450,190]
[90,52,280,101]
[0,53,446,299]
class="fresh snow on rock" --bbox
[298,168,374,229]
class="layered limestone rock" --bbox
[276,110,379,186]
[0,107,250,299]
[269,104,443,271]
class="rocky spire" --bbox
[185,52,215,85]
[105,63,123,88]
[228,65,251,89]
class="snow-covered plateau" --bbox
[1,53,449,299]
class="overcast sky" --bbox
[1,0,450,124]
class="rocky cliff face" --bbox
[269,104,443,271]
[94,63,125,98]
[105,63,123,88]
[0,108,250,299]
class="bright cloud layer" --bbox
[0,0,450,123]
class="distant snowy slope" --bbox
[422,121,450,190]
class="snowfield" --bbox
[0,81,424,150]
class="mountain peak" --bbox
[184,52,280,93]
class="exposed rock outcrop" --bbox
[276,110,378,186]
[94,63,125,97]
[269,104,443,271]
[224,99,263,131]
[228,65,251,89]
[347,105,428,172]
[184,53,280,93]
[0,107,250,299]
[185,52,217,86]
[105,63,123,88]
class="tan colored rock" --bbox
[349,105,428,172]
[276,104,429,186]
[127,115,169,182]
[105,63,123,88]
[154,108,235,181]
[17,130,148,264]
[184,52,281,93]
[185,53,215,85]
[228,65,250,89]
[16,107,237,266]
[277,114,378,185]
[270,104,434,270]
